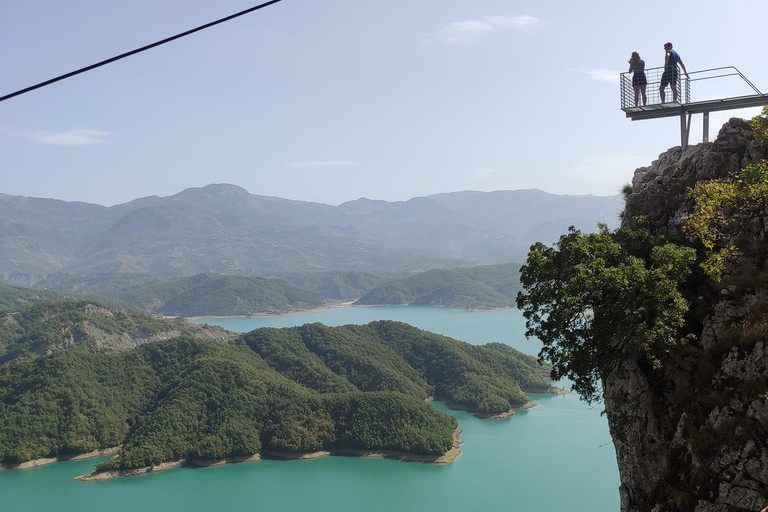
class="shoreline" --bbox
[184,301,356,321]
[75,454,261,481]
[185,303,518,321]
[0,446,121,472]
[434,395,539,419]
[74,429,463,482]
[352,303,511,313]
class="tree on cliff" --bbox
[684,108,768,280]
[518,109,768,404]
[515,225,696,403]
[684,159,768,279]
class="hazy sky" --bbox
[1,0,767,206]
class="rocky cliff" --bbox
[606,119,768,512]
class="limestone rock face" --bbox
[606,119,768,512]
[624,118,767,235]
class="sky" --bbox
[1,0,767,206]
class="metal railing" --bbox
[620,65,690,109]
[620,65,763,111]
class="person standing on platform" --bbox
[659,42,689,103]
[628,52,647,106]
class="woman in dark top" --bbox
[628,52,647,106]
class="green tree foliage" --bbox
[368,321,544,411]
[516,227,696,403]
[0,349,156,463]
[751,105,768,140]
[684,160,768,280]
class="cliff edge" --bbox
[607,119,768,512]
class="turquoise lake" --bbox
[1,306,620,511]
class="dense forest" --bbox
[0,301,551,472]
[32,273,325,316]
[356,264,522,309]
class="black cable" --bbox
[0,0,285,103]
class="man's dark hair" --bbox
[664,42,673,48]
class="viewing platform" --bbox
[620,66,768,147]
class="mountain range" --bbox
[0,184,621,283]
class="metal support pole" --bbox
[703,111,710,143]
[680,109,691,149]
[680,112,686,149]
[686,112,692,147]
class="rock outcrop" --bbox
[606,119,768,512]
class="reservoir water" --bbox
[1,307,620,512]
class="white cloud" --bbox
[580,68,622,83]
[22,129,111,146]
[472,167,498,180]
[286,160,360,169]
[429,15,540,45]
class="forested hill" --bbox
[1,186,620,282]
[0,282,66,311]
[280,271,387,300]
[355,264,521,309]
[32,273,324,317]
[0,301,553,471]
[0,300,234,364]
[0,281,147,315]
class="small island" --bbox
[0,300,557,480]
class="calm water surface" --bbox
[1,307,620,512]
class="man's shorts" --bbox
[660,67,678,87]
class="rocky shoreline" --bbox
[0,447,121,471]
[74,429,463,481]
[75,454,262,481]
[184,301,356,321]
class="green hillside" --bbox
[281,271,387,300]
[0,300,233,365]
[34,273,324,317]
[0,302,552,471]
[356,264,522,309]
[0,282,65,311]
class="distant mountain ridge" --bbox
[0,184,621,282]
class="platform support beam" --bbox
[680,111,692,148]
[703,111,710,143]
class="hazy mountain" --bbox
[0,184,621,282]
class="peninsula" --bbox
[0,300,555,478]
